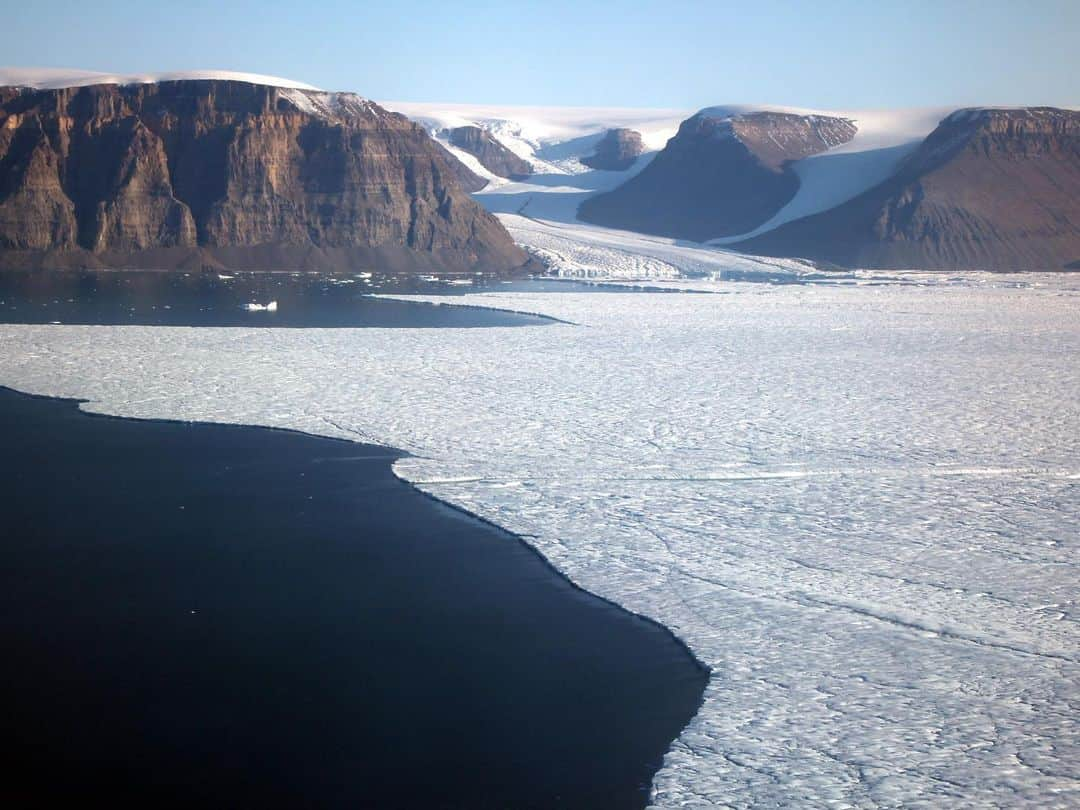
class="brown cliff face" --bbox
[0,81,529,274]
[580,128,644,171]
[735,108,1080,271]
[444,125,533,180]
[578,111,855,240]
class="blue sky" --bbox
[5,0,1077,108]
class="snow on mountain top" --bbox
[941,105,1079,125]
[0,68,388,121]
[697,104,952,151]
[382,101,690,173]
[827,107,954,153]
[697,103,835,120]
[0,67,321,91]
[698,103,1075,153]
[277,88,381,120]
[383,101,689,146]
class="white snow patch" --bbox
[276,88,382,121]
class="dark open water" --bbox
[0,272,708,809]
[0,270,559,327]
[0,269,697,329]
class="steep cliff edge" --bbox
[0,80,529,274]
[734,107,1080,271]
[578,110,856,240]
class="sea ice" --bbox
[0,278,1077,808]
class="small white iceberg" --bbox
[244,301,278,312]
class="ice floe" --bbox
[243,300,278,312]
[0,279,1077,807]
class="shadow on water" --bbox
[0,387,708,808]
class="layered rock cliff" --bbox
[444,125,533,180]
[578,110,856,240]
[580,128,644,171]
[735,107,1080,271]
[0,80,529,274]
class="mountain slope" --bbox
[444,125,533,179]
[577,109,856,240]
[734,107,1080,271]
[0,78,528,274]
[580,129,644,171]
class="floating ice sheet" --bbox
[1,280,1077,807]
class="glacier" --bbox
[384,100,968,249]
[382,101,688,175]
[0,277,1078,808]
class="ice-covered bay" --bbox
[1,280,1078,807]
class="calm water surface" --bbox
[0,270,557,327]
[0,386,707,808]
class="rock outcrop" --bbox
[444,125,533,180]
[0,80,530,274]
[578,110,856,240]
[580,128,644,171]
[735,107,1080,271]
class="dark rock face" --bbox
[578,111,856,240]
[580,128,644,171]
[444,125,533,180]
[736,107,1080,271]
[0,81,529,274]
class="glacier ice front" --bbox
[0,280,1077,808]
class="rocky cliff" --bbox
[735,107,1080,271]
[578,110,856,240]
[444,125,533,180]
[580,128,644,171]
[0,80,529,274]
